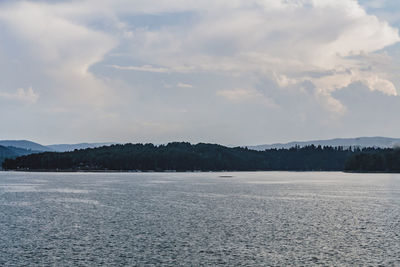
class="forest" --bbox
[344,148,400,172]
[1,142,350,171]
[2,142,400,172]
[0,145,36,168]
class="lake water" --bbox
[0,171,399,266]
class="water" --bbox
[0,171,399,266]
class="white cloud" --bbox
[109,64,170,73]
[120,0,399,112]
[0,1,117,107]
[217,88,277,108]
[0,87,39,104]
[1,1,397,110]
[177,82,193,88]
[309,69,397,96]
[125,1,399,68]
[217,88,261,101]
[0,0,399,144]
[363,75,397,95]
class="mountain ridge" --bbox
[47,142,117,152]
[247,137,400,151]
[2,137,400,153]
[2,142,355,171]
[0,140,52,152]
[0,140,118,152]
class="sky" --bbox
[0,0,400,146]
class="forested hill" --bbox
[3,142,357,171]
[0,145,38,169]
[0,140,51,152]
[344,148,400,172]
[0,146,15,166]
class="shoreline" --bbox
[1,169,342,173]
[2,169,397,174]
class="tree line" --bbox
[0,145,36,169]
[3,142,400,172]
[344,148,400,172]
[1,142,363,171]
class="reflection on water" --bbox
[0,171,399,266]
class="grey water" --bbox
[0,172,399,266]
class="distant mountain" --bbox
[47,142,117,152]
[0,140,118,153]
[0,140,52,152]
[248,137,400,151]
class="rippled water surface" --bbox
[0,171,399,266]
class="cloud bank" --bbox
[0,0,399,144]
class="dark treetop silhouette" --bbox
[3,142,400,172]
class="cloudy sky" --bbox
[0,0,400,145]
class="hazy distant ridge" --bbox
[0,140,117,152]
[3,137,400,153]
[47,143,117,152]
[248,137,400,151]
[0,140,52,152]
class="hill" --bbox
[0,146,15,165]
[345,148,400,172]
[2,142,355,171]
[248,137,400,151]
[0,140,52,152]
[0,145,39,169]
[47,142,117,152]
[0,140,116,153]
